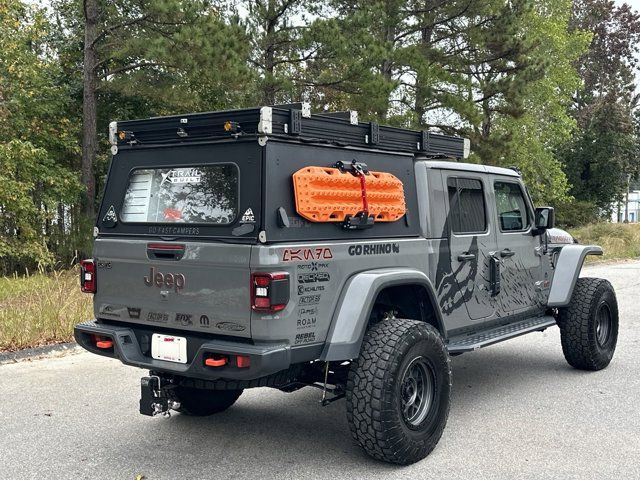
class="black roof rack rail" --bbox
[110,104,470,160]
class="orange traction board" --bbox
[292,166,406,223]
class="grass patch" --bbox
[0,269,92,351]
[569,222,640,262]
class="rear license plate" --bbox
[151,333,187,363]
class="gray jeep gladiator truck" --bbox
[75,104,618,465]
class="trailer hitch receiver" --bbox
[139,376,180,417]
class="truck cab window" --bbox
[447,177,487,234]
[494,181,530,231]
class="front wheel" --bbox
[172,386,243,416]
[557,277,618,371]
[346,319,451,465]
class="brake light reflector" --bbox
[251,272,290,312]
[236,355,251,368]
[80,259,96,293]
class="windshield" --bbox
[120,164,238,224]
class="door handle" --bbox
[457,253,476,261]
[500,248,516,258]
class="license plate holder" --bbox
[151,333,187,363]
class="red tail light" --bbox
[80,259,96,293]
[251,272,290,313]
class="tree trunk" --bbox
[260,1,277,106]
[415,11,434,128]
[81,0,98,218]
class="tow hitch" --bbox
[139,376,180,417]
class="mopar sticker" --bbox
[199,315,210,327]
[348,243,400,256]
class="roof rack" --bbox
[110,103,470,159]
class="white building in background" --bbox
[611,190,640,223]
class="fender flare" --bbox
[547,244,603,307]
[319,268,445,362]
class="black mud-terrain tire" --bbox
[557,277,618,371]
[172,386,243,416]
[346,319,451,465]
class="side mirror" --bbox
[534,207,555,231]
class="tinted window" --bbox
[121,165,238,224]
[447,177,487,234]
[494,181,529,231]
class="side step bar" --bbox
[447,316,557,354]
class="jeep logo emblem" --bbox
[144,266,185,293]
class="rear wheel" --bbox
[557,277,618,371]
[172,386,243,416]
[346,319,451,465]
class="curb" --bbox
[0,341,81,365]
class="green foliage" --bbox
[554,199,601,228]
[0,0,82,274]
[0,140,80,273]
[561,0,640,215]
[491,0,591,204]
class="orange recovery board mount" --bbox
[292,162,406,226]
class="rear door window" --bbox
[447,177,487,234]
[121,165,238,224]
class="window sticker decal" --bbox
[102,205,118,227]
[160,168,202,186]
[240,207,256,223]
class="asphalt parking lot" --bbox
[1,261,639,480]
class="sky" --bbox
[619,0,640,10]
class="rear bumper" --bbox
[74,320,291,381]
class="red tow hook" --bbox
[205,356,228,367]
[92,334,113,349]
